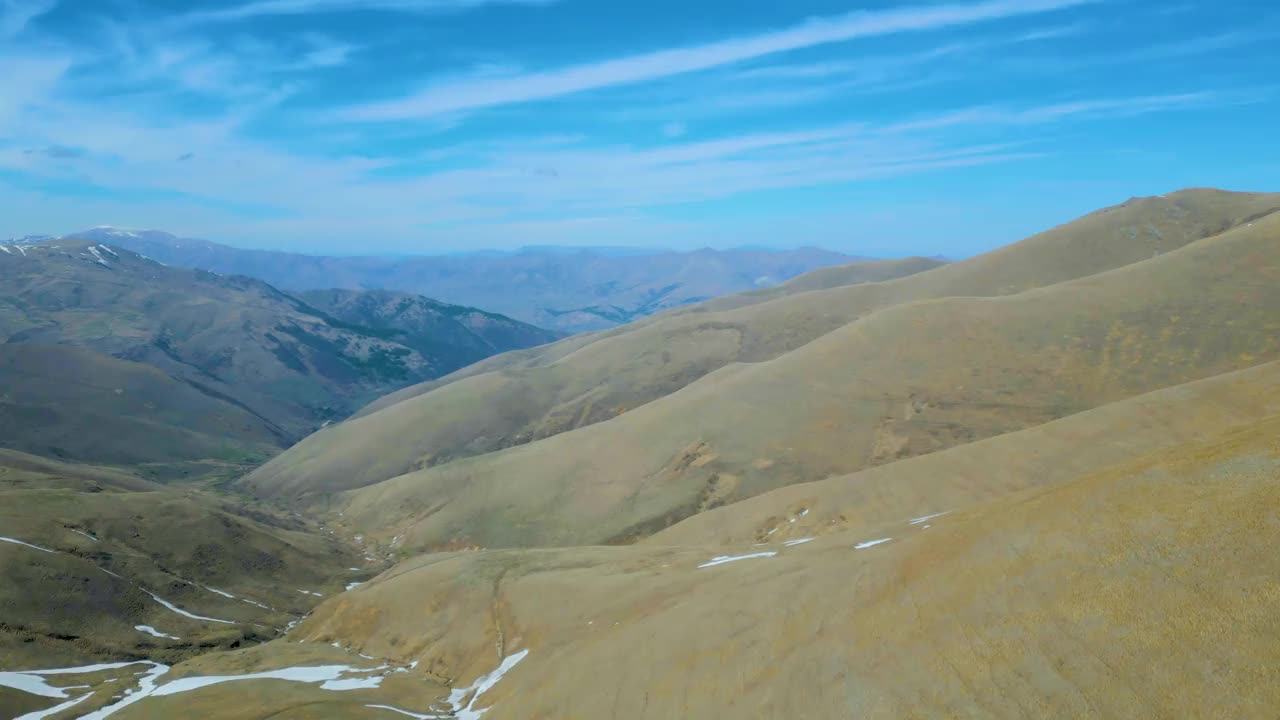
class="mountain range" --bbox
[58,228,866,332]
[0,238,558,477]
[4,188,1280,719]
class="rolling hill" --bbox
[65,227,865,332]
[312,202,1280,552]
[0,448,368,676]
[242,189,1280,510]
[5,188,1280,720]
[12,387,1279,719]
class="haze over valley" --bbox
[2,0,1279,718]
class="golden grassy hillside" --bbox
[63,405,1280,719]
[650,358,1280,546]
[244,189,1280,500]
[328,205,1280,552]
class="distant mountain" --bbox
[0,238,558,473]
[67,228,863,332]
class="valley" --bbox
[3,189,1280,719]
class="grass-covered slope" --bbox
[243,189,1280,500]
[86,406,1280,719]
[0,344,281,473]
[321,203,1280,551]
[0,239,559,472]
[0,448,365,673]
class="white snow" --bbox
[1,662,153,700]
[135,625,179,640]
[319,674,386,691]
[87,246,110,266]
[698,551,778,568]
[0,536,56,553]
[364,704,441,719]
[98,245,120,257]
[16,245,27,256]
[346,581,365,591]
[16,692,91,719]
[69,529,98,542]
[446,649,530,720]
[241,598,271,610]
[0,245,10,254]
[150,665,378,697]
[765,527,778,536]
[0,673,72,698]
[78,662,169,719]
[204,586,235,599]
[798,508,809,517]
[783,538,815,547]
[145,591,235,624]
[854,538,893,550]
[298,589,324,597]
[908,511,949,525]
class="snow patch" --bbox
[346,581,365,591]
[135,625,179,640]
[1,662,153,701]
[78,662,170,718]
[698,551,778,568]
[69,529,98,542]
[446,649,530,720]
[145,591,235,624]
[204,586,235,599]
[298,589,324,597]
[783,538,815,547]
[150,665,380,697]
[909,511,948,525]
[364,704,441,719]
[0,245,10,254]
[0,536,56,553]
[854,538,893,550]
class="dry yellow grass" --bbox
[328,204,1280,552]
[99,407,1280,719]
[245,189,1280,500]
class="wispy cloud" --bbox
[0,0,55,39]
[174,0,558,25]
[340,0,1094,120]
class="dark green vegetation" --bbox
[71,228,867,331]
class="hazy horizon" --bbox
[2,0,1276,256]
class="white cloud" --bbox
[2,88,1231,251]
[174,0,559,25]
[298,34,358,68]
[340,0,1094,121]
[0,54,71,126]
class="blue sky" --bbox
[0,0,1275,256]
